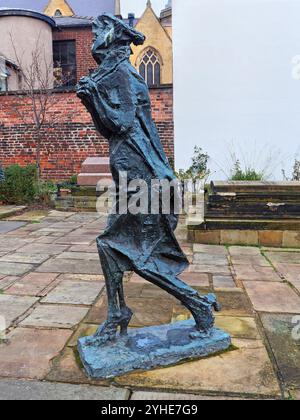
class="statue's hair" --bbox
[93,13,145,46]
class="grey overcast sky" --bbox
[121,0,166,18]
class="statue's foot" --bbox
[85,307,133,347]
[189,293,221,339]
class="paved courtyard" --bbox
[0,209,299,400]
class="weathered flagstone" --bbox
[140,284,180,300]
[127,298,174,327]
[35,258,102,275]
[131,391,249,400]
[193,244,228,255]
[57,273,104,282]
[20,305,89,329]
[5,273,59,297]
[115,339,281,397]
[68,244,98,253]
[214,290,254,316]
[189,264,231,276]
[274,263,300,283]
[0,253,50,264]
[0,328,72,379]
[56,252,99,261]
[0,294,38,327]
[229,246,261,256]
[41,280,104,305]
[46,347,108,385]
[231,255,270,267]
[266,252,300,264]
[213,275,236,289]
[0,276,19,290]
[234,265,282,282]
[55,235,96,245]
[193,253,228,266]
[0,221,26,234]
[9,210,49,222]
[0,206,27,219]
[0,262,34,276]
[244,282,300,313]
[260,313,300,388]
[16,243,69,255]
[179,271,210,287]
[67,324,99,347]
[0,379,129,400]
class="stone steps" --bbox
[77,157,112,187]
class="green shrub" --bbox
[230,159,264,181]
[0,164,37,204]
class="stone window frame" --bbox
[136,47,163,87]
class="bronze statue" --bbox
[77,14,222,355]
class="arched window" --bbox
[55,9,62,16]
[138,49,161,86]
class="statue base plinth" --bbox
[78,320,231,379]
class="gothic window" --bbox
[54,9,62,16]
[138,49,161,86]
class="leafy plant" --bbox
[0,164,37,204]
[176,146,210,181]
[230,159,264,181]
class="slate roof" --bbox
[0,1,115,17]
[54,15,93,28]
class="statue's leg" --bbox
[87,236,133,346]
[134,268,220,335]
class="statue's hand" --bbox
[76,76,94,98]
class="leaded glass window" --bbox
[138,49,161,86]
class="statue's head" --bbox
[92,13,145,63]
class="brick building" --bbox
[0,1,174,180]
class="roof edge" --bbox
[0,8,56,27]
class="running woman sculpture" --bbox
[77,14,221,349]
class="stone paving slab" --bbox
[0,262,35,276]
[58,273,104,282]
[5,273,59,297]
[131,391,249,400]
[234,265,282,282]
[291,390,300,400]
[16,243,69,255]
[193,244,228,255]
[46,347,108,386]
[231,255,270,267]
[0,328,72,380]
[0,276,19,290]
[0,379,129,400]
[260,313,300,389]
[244,282,300,313]
[193,253,229,266]
[0,295,38,327]
[41,280,104,305]
[115,339,281,397]
[0,206,27,219]
[56,252,99,261]
[0,222,26,234]
[9,210,49,222]
[273,264,300,291]
[189,265,231,276]
[55,235,96,245]
[20,305,89,329]
[178,272,210,287]
[0,253,50,264]
[213,275,236,289]
[229,246,261,256]
[266,252,300,264]
[35,258,102,275]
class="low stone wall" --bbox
[188,229,300,248]
[0,86,174,180]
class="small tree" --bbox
[5,32,74,183]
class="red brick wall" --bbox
[53,27,96,80]
[0,87,174,180]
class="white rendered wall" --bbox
[173,0,300,180]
